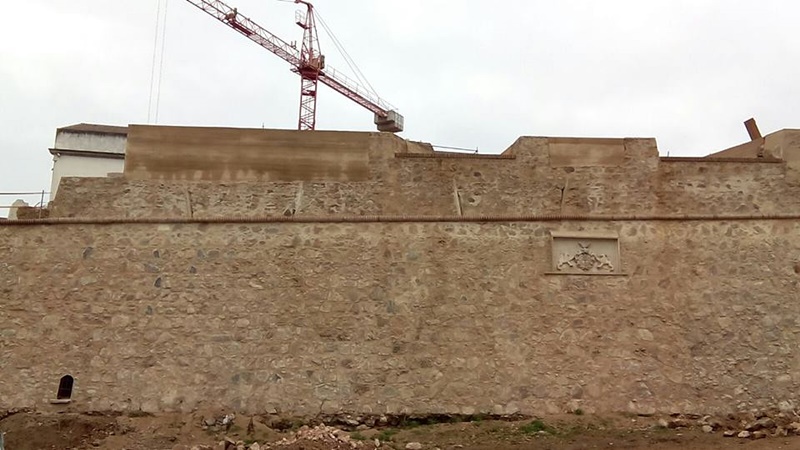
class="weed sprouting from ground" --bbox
[350,432,367,441]
[377,429,398,441]
[520,419,556,435]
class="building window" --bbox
[57,375,74,400]
[549,231,623,275]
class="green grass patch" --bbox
[351,432,367,441]
[520,419,556,435]
[377,429,398,442]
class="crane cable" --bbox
[155,0,170,124]
[146,0,162,123]
[315,10,379,99]
[147,0,169,124]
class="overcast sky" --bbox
[1,0,798,208]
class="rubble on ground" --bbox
[264,424,372,448]
[196,424,377,450]
[660,408,800,440]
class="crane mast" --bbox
[183,0,404,132]
[295,1,323,131]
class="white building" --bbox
[49,123,128,198]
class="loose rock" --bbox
[701,425,713,434]
[667,418,689,429]
[747,417,775,431]
[737,431,751,439]
[405,443,423,450]
[752,431,768,439]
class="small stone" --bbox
[779,400,795,413]
[668,418,688,429]
[723,430,737,437]
[788,422,800,434]
[374,438,381,447]
[657,419,669,429]
[405,443,423,450]
[702,425,713,434]
[738,431,751,439]
[752,431,767,439]
[356,424,369,431]
[747,417,775,431]
[92,440,102,447]
[204,418,217,427]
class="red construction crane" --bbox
[184,0,404,133]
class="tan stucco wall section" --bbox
[124,125,388,182]
[706,129,800,160]
[548,138,626,167]
[706,140,764,158]
[765,129,800,161]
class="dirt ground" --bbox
[2,410,800,450]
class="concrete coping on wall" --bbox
[544,272,629,277]
[660,156,784,163]
[395,152,516,160]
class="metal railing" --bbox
[0,190,50,218]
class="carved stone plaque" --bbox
[550,231,621,275]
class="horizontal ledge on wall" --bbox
[660,157,783,164]
[48,148,126,160]
[395,153,516,160]
[550,231,619,239]
[4,213,800,227]
[544,272,629,277]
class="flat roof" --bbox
[57,123,128,136]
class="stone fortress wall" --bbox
[2,125,800,417]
